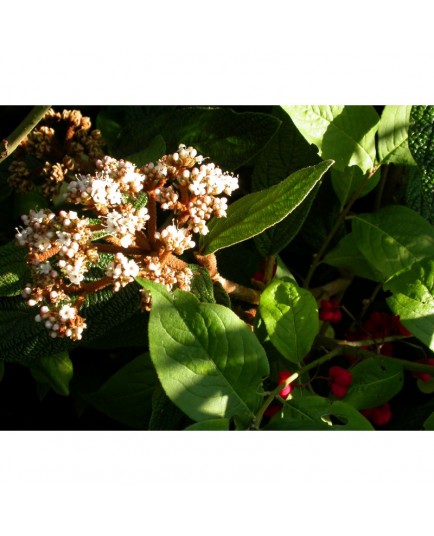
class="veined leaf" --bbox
[200,160,333,255]
[136,279,269,424]
[185,419,230,431]
[385,258,434,351]
[378,105,416,165]
[126,135,166,167]
[331,166,381,208]
[343,357,404,410]
[409,106,434,201]
[0,241,29,296]
[259,279,319,365]
[282,105,379,173]
[265,395,374,430]
[351,205,434,281]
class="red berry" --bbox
[412,358,434,382]
[361,403,392,427]
[330,383,348,398]
[264,402,282,418]
[319,299,342,323]
[329,366,352,387]
[278,370,293,399]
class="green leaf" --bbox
[331,166,381,208]
[96,109,122,150]
[126,135,166,167]
[254,184,320,257]
[259,280,319,365]
[0,241,29,296]
[13,191,50,220]
[200,160,333,255]
[404,166,434,222]
[423,411,434,430]
[351,205,434,281]
[343,357,404,410]
[282,105,380,173]
[385,258,434,351]
[408,106,434,203]
[136,279,269,424]
[265,395,374,430]
[323,233,385,282]
[185,419,230,430]
[27,351,73,396]
[84,353,157,429]
[114,107,281,171]
[378,105,416,165]
[189,266,216,304]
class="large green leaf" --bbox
[111,107,281,171]
[323,233,384,282]
[136,279,269,424]
[282,105,379,173]
[331,166,381,208]
[265,395,374,430]
[351,205,434,281]
[385,258,434,351]
[378,105,416,165]
[259,280,319,365]
[126,135,166,167]
[252,106,321,256]
[83,352,157,429]
[0,241,29,296]
[185,419,230,431]
[148,384,188,430]
[343,357,404,410]
[27,351,73,396]
[200,160,333,255]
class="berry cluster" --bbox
[16,145,239,341]
[361,402,392,427]
[319,298,342,323]
[328,366,352,398]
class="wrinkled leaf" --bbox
[385,258,434,351]
[282,105,379,173]
[265,395,374,430]
[378,105,416,165]
[126,135,166,167]
[114,107,281,171]
[136,279,269,424]
[259,280,319,364]
[343,357,404,410]
[201,160,333,255]
[0,241,29,296]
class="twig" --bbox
[0,106,51,164]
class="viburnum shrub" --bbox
[3,104,434,430]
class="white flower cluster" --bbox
[16,147,238,341]
[145,144,239,235]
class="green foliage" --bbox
[83,353,157,429]
[343,358,404,410]
[282,105,380,173]
[259,279,319,365]
[4,104,434,431]
[377,105,415,165]
[136,279,269,425]
[201,160,333,255]
[265,395,374,430]
[0,241,29,296]
[100,106,281,171]
[385,259,434,351]
[27,351,73,396]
